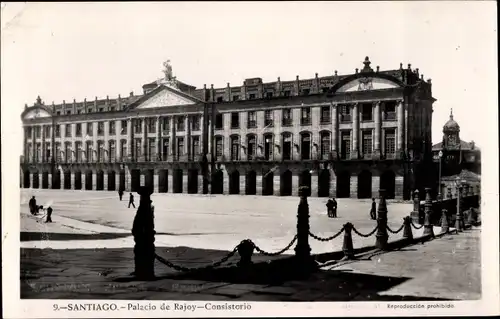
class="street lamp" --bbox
[438,150,443,200]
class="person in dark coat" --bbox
[128,193,136,208]
[29,196,36,215]
[370,198,377,220]
[331,198,338,218]
[118,189,124,201]
[45,207,53,223]
[326,199,335,218]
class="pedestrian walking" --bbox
[45,207,53,223]
[128,193,136,208]
[118,189,124,201]
[326,199,335,218]
[28,196,37,215]
[331,198,338,218]
[370,198,377,220]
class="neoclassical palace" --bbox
[20,57,436,199]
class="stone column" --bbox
[49,126,54,163]
[92,123,97,162]
[156,116,161,161]
[31,127,36,162]
[351,103,359,159]
[142,118,147,161]
[397,99,404,154]
[170,116,176,159]
[41,125,46,162]
[127,118,133,160]
[186,115,191,161]
[71,124,76,162]
[373,101,381,159]
[331,103,338,154]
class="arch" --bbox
[173,169,183,193]
[357,170,372,199]
[262,170,274,196]
[336,170,351,198]
[23,170,30,188]
[42,172,49,189]
[188,169,198,194]
[108,171,116,191]
[119,170,126,191]
[380,170,396,199]
[144,169,154,191]
[158,169,168,193]
[130,169,140,192]
[96,170,104,190]
[280,170,292,196]
[74,171,82,190]
[229,170,240,195]
[211,169,223,194]
[245,170,257,195]
[63,171,71,189]
[85,170,93,190]
[299,170,312,190]
[328,71,405,94]
[32,171,39,188]
[318,169,331,197]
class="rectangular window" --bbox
[134,119,142,134]
[76,123,82,137]
[134,139,142,159]
[340,105,352,123]
[247,135,256,159]
[231,112,239,129]
[162,117,170,133]
[282,134,292,160]
[88,108,92,113]
[121,120,128,134]
[44,126,51,138]
[215,114,223,129]
[362,131,373,156]
[383,101,397,120]
[97,122,104,136]
[85,142,92,162]
[176,116,185,131]
[320,106,331,124]
[191,115,200,131]
[216,96,224,103]
[341,131,351,159]
[320,132,331,160]
[75,142,82,162]
[55,125,61,137]
[109,141,116,161]
[56,111,61,115]
[247,111,257,128]
[148,118,156,132]
[283,90,291,97]
[231,136,239,161]
[120,140,127,160]
[177,137,184,157]
[86,123,93,136]
[385,129,396,155]
[192,136,200,157]
[55,143,61,162]
[266,92,273,98]
[282,109,293,126]
[162,138,169,161]
[97,141,104,161]
[302,88,310,96]
[301,107,311,125]
[264,110,273,127]
[148,138,156,161]
[35,126,41,138]
[361,103,373,121]
[215,136,223,157]
[109,121,116,135]
[248,93,256,100]
[65,124,72,138]
[66,110,71,115]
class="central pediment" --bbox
[336,76,401,93]
[133,85,198,109]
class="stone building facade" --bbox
[20,57,436,199]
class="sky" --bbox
[1,1,497,156]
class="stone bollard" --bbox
[455,209,464,232]
[423,188,435,237]
[375,189,389,250]
[342,222,355,260]
[132,186,155,280]
[237,239,255,268]
[446,187,452,200]
[294,186,316,272]
[402,216,413,241]
[440,209,449,234]
[411,189,420,224]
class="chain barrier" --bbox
[155,247,237,272]
[251,235,297,256]
[352,225,378,238]
[309,227,345,242]
[386,223,405,234]
[411,221,424,229]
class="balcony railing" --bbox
[300,118,312,126]
[340,114,352,123]
[264,119,274,127]
[282,118,293,127]
[320,117,331,124]
[247,120,257,129]
[383,112,396,121]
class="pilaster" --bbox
[371,174,380,199]
[311,171,319,197]
[373,101,382,159]
[350,174,358,199]
[351,103,359,160]
[292,171,299,196]
[329,169,337,198]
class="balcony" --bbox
[340,114,352,123]
[300,118,312,126]
[282,118,293,127]
[247,120,257,129]
[320,117,331,125]
[264,120,274,127]
[383,112,396,121]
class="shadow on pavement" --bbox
[20,231,132,242]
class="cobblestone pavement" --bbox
[21,189,421,254]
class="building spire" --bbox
[450,108,453,120]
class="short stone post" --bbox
[446,187,452,200]
[342,222,355,260]
[440,209,449,234]
[402,216,413,241]
[423,188,435,237]
[237,239,254,268]
[375,189,389,250]
[294,186,316,272]
[132,186,155,280]
[411,189,420,224]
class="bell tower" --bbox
[442,108,460,150]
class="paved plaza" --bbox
[20,189,480,301]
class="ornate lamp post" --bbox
[438,150,443,200]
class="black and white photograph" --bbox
[2,1,499,317]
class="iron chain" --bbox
[309,227,345,242]
[155,247,237,272]
[252,235,297,256]
[352,225,378,238]
[386,223,405,234]
[411,221,424,229]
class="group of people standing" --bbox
[326,197,378,220]
[28,195,52,223]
